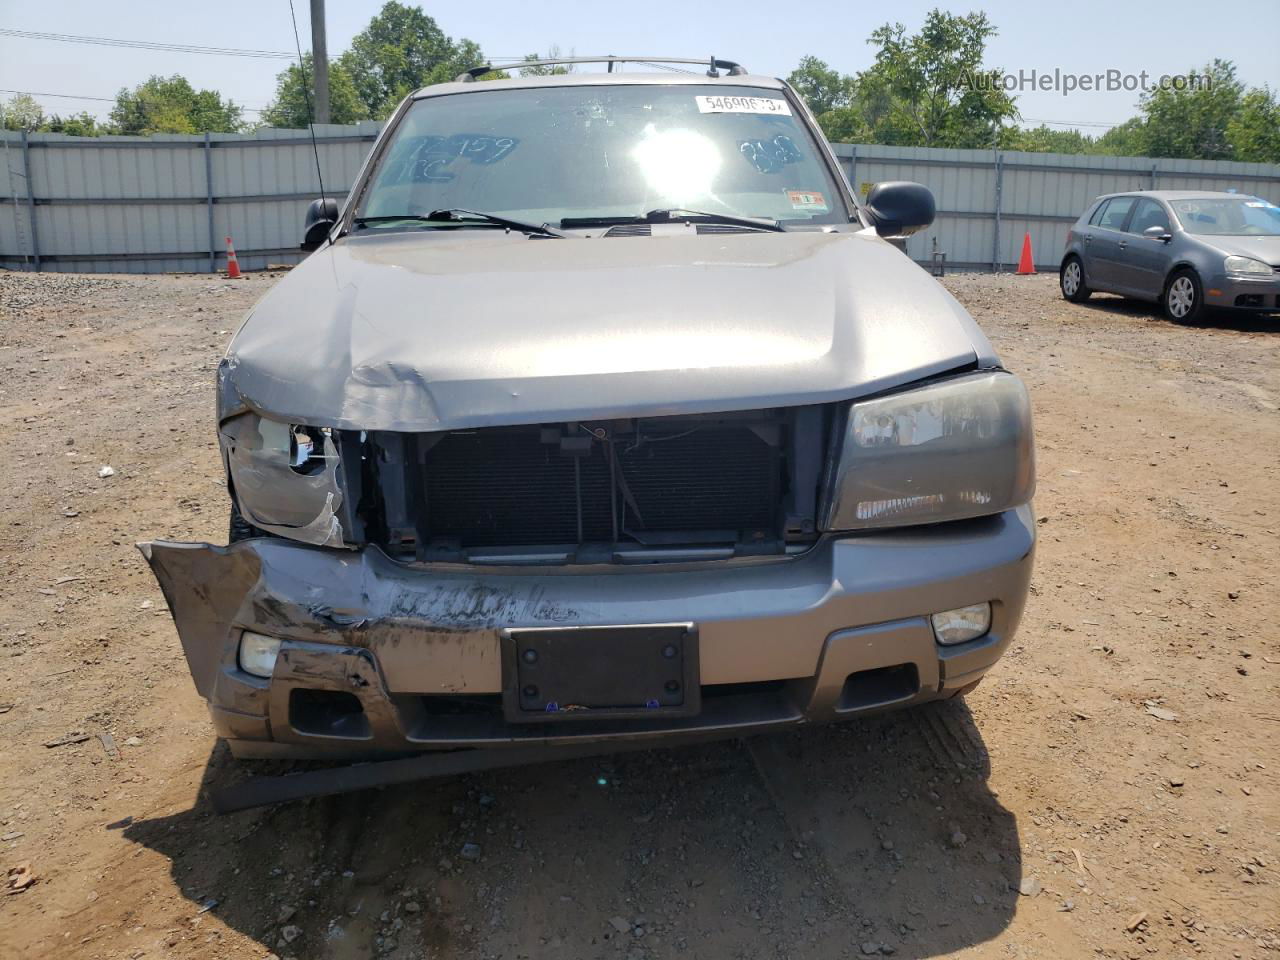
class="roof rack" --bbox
[456,56,748,83]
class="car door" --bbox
[1115,197,1174,298]
[1086,196,1137,290]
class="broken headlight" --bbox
[822,371,1034,531]
[220,413,345,546]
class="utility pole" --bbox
[310,0,330,125]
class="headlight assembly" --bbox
[1224,255,1272,276]
[822,371,1034,530]
[220,413,345,546]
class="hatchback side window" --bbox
[1096,196,1135,231]
[1126,198,1169,235]
[1088,200,1110,226]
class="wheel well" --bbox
[1163,262,1198,291]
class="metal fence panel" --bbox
[2,123,1278,274]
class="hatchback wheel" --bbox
[1060,256,1091,302]
[1163,268,1205,323]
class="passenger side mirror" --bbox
[1143,224,1172,243]
[301,197,340,252]
[864,181,936,238]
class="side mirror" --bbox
[301,197,340,252]
[864,181,936,238]
[1143,224,1172,243]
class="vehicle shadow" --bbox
[123,699,1021,959]
[1084,292,1280,333]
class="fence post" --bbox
[20,130,41,272]
[1149,163,1158,191]
[991,151,1003,273]
[204,132,216,273]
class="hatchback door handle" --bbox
[1083,236,1092,243]
[1117,241,1127,249]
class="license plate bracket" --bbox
[502,624,699,723]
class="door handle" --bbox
[1083,236,1092,243]
[1117,241,1127,250]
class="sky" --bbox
[1,0,1277,133]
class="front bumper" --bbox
[140,506,1035,759]
[1204,272,1280,311]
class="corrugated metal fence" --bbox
[3,123,1279,274]
[831,144,1280,272]
[0,122,380,273]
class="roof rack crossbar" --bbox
[456,56,748,82]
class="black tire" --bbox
[1060,256,1091,302]
[229,500,262,543]
[1163,267,1205,324]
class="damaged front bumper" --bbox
[140,505,1035,760]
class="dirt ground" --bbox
[0,265,1276,960]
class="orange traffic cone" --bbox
[224,236,243,279]
[1016,232,1035,275]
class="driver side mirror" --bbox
[1143,224,1172,243]
[301,197,340,252]
[864,181,936,238]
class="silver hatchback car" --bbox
[1060,190,1280,322]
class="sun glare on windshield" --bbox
[631,125,724,209]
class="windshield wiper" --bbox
[561,208,785,232]
[352,209,563,238]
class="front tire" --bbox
[1163,268,1205,324]
[1060,256,1091,302]
[229,500,262,543]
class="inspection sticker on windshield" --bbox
[696,95,792,116]
[787,189,828,212]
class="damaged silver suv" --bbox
[142,58,1036,761]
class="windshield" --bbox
[356,84,848,228]
[1170,197,1280,236]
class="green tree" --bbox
[1227,87,1280,163]
[999,124,1096,154]
[108,75,243,135]
[787,56,856,116]
[520,44,574,77]
[791,11,1017,147]
[1,94,45,132]
[261,54,368,128]
[858,9,1017,147]
[1093,117,1149,156]
[341,2,487,118]
[1139,59,1243,161]
[41,112,101,137]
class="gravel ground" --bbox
[0,266,1276,960]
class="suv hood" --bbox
[221,229,992,431]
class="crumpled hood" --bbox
[221,229,993,431]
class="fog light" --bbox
[930,603,991,645]
[239,631,282,678]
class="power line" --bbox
[0,27,297,59]
[1021,117,1126,129]
[0,88,267,112]
[0,27,533,64]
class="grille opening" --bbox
[412,681,788,720]
[702,679,788,699]
[837,664,919,712]
[289,688,371,739]
[418,694,504,717]
[351,407,828,564]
